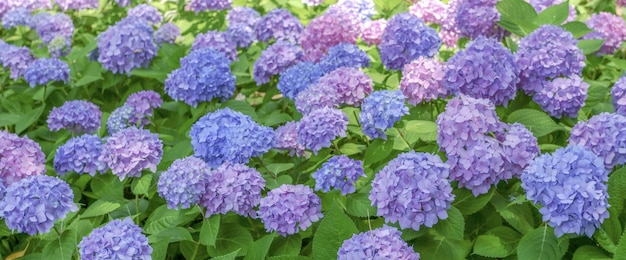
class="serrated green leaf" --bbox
[363,138,395,165]
[534,1,569,26]
[207,223,253,257]
[16,105,44,134]
[131,174,152,196]
[595,227,617,254]
[144,205,181,234]
[572,245,610,260]
[151,238,169,260]
[162,141,192,162]
[74,61,103,87]
[222,100,258,121]
[80,200,121,218]
[562,21,592,38]
[402,120,438,144]
[269,233,301,256]
[473,226,521,258]
[345,192,376,217]
[506,109,564,137]
[496,0,538,36]
[490,192,536,234]
[414,233,472,260]
[151,227,193,243]
[200,215,220,247]
[452,188,495,215]
[0,113,20,127]
[433,207,464,240]
[517,226,569,260]
[42,229,77,260]
[266,163,295,175]
[312,203,359,259]
[179,241,208,260]
[212,249,241,260]
[608,167,626,214]
[245,234,275,260]
[90,174,124,199]
[340,143,365,156]
[578,39,605,55]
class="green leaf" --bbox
[16,105,44,134]
[339,143,365,156]
[363,138,395,165]
[506,109,564,137]
[534,1,569,26]
[151,227,193,243]
[414,233,472,260]
[572,245,610,260]
[0,113,20,127]
[222,100,258,121]
[345,192,377,217]
[42,229,77,260]
[452,188,495,215]
[90,174,124,199]
[179,241,208,260]
[562,21,592,38]
[517,226,569,260]
[200,215,220,247]
[151,238,169,260]
[614,227,626,260]
[490,192,536,234]
[270,234,302,256]
[74,61,103,87]
[144,205,182,234]
[80,200,121,218]
[162,141,192,162]
[245,234,275,260]
[496,0,538,36]
[595,227,617,254]
[131,69,168,82]
[578,39,605,55]
[207,223,253,257]
[608,167,626,215]
[212,249,241,260]
[131,173,152,196]
[433,207,464,240]
[473,226,521,258]
[266,163,295,175]
[312,203,359,259]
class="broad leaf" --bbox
[507,109,564,137]
[312,203,359,259]
[517,226,569,260]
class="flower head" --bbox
[2,8,31,29]
[48,35,72,57]
[191,31,238,61]
[106,106,134,134]
[128,4,162,26]
[158,156,210,209]
[254,9,303,44]
[318,67,373,106]
[301,9,360,62]
[227,7,260,28]
[583,12,626,55]
[274,121,305,156]
[0,131,45,185]
[338,225,419,260]
[257,184,323,236]
[47,100,101,134]
[155,23,180,45]
[333,0,376,22]
[115,0,129,7]
[226,23,256,48]
[409,0,446,24]
[8,0,51,11]
[295,83,340,115]
[569,113,626,169]
[318,43,370,74]
[124,90,162,127]
[613,73,626,116]
[23,58,69,87]
[379,12,441,70]
[277,61,324,99]
[0,45,34,80]
[201,163,265,218]
[400,57,448,105]
[297,107,348,154]
[32,12,73,44]
[532,75,588,118]
[313,155,365,195]
[78,218,152,259]
[187,0,232,12]
[55,0,98,10]
[360,90,409,140]
[455,0,506,39]
[54,135,107,176]
[99,127,163,180]
[360,19,387,45]
[97,16,157,74]
[496,123,540,179]
[253,41,303,85]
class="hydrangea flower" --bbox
[155,23,181,45]
[302,0,324,6]
[97,16,157,74]
[158,156,210,209]
[0,131,46,185]
[569,113,626,169]
[226,23,256,48]
[317,67,373,106]
[106,106,134,134]
[54,135,107,176]
[48,35,72,57]
[187,0,232,12]
[165,48,235,107]
[277,61,324,99]
[32,13,73,44]
[124,90,162,127]
[444,36,519,106]
[55,0,98,10]
[23,58,70,87]
[7,0,51,11]
[201,163,265,218]
[317,43,370,74]
[370,151,455,230]
[0,45,34,80]
[99,127,163,180]
[274,121,305,156]
[532,75,588,118]
[0,175,77,235]
[78,218,152,259]
[400,57,448,105]
[619,0,626,6]
[312,155,365,195]
[253,41,303,85]
[455,0,506,39]
[254,9,303,44]
[522,145,609,237]
[297,107,348,153]
[47,100,101,134]
[613,73,626,116]
[295,83,340,115]
[409,0,446,24]
[379,12,441,70]
[449,137,507,195]
[257,184,323,236]
[2,8,31,29]
[226,7,260,28]
[115,0,130,7]
[190,108,274,168]
[360,90,409,140]
[496,123,540,179]
[334,0,377,22]
[360,19,387,45]
[338,225,419,260]
[583,12,626,55]
[440,0,461,47]
[301,9,360,62]
[191,31,238,61]
[128,4,163,26]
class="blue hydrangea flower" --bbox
[449,137,506,196]
[8,0,52,10]
[379,12,441,70]
[158,156,210,209]
[532,75,588,118]
[115,0,130,7]
[55,0,98,11]
[124,90,162,127]
[0,131,46,186]
[297,107,348,154]
[400,57,448,105]
[613,73,626,116]
[191,31,238,61]
[318,43,370,74]
[226,23,256,48]
[522,145,609,237]
[99,127,163,180]
[107,106,134,134]
[334,0,377,22]
[23,58,69,87]
[0,45,34,80]
[295,83,340,115]
[187,0,232,12]
[32,13,73,44]
[48,35,72,57]
[301,9,360,62]
[155,23,180,45]
[97,16,157,74]
[569,113,626,169]
[360,90,409,140]
[338,225,419,260]
[583,12,626,55]
[2,8,31,29]
[257,184,323,236]
[54,135,107,176]
[0,175,77,235]
[190,108,274,168]
[128,4,162,26]
[255,9,303,44]
[78,218,152,259]
[317,67,373,106]
[253,41,303,85]
[277,61,324,99]
[47,100,102,134]
[165,48,235,107]
[227,7,261,28]
[312,155,365,195]
[496,123,540,179]
[201,163,265,218]
[274,121,305,156]
[455,0,506,39]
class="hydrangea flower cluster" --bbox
[23,58,70,87]
[496,123,540,179]
[257,184,323,236]
[99,127,163,180]
[370,151,455,230]
[318,67,373,106]
[201,163,265,218]
[97,16,157,74]
[522,145,609,237]
[360,19,387,45]
[295,83,340,115]
[106,106,134,134]
[613,73,626,115]
[583,12,626,55]
[455,0,506,39]
[226,7,260,28]
[569,113,626,169]
[277,61,324,99]
[444,36,519,106]
[55,0,98,10]
[78,218,152,259]
[115,0,130,7]
[0,131,46,185]
[409,0,446,24]
[2,8,31,29]
[158,156,210,209]
[54,135,106,176]
[274,121,305,156]
[226,23,256,48]
[191,31,238,61]
[253,41,303,85]
[48,35,71,57]
[338,225,419,260]
[312,155,365,195]
[532,75,588,118]
[128,4,162,26]
[8,0,52,11]
[254,9,303,44]
[190,108,274,168]
[360,90,409,140]
[155,23,181,45]
[0,175,77,235]
[302,0,324,6]
[379,12,441,70]
[0,45,34,80]
[400,57,448,105]
[301,9,360,62]
[334,0,377,22]
[439,0,461,48]
[297,107,348,153]
[124,90,162,127]
[32,13,74,44]
[165,48,235,107]
[317,43,370,74]
[619,0,626,6]
[187,0,232,12]
[47,100,101,134]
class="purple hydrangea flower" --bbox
[302,0,324,6]
[317,67,373,106]
[0,45,34,80]
[226,7,261,28]
[0,3,6,20]
[155,23,180,45]
[0,175,77,235]
[190,108,274,168]
[106,106,134,134]
[274,121,305,156]
[496,123,540,179]
[54,135,107,176]
[440,0,461,47]
[312,155,365,195]
[78,218,152,259]
[158,156,210,209]
[360,90,409,140]
[583,12,626,55]
[370,151,455,230]
[226,23,256,48]
[409,0,446,24]
[455,0,506,39]
[201,163,265,218]
[128,4,163,26]
[32,13,73,44]
[191,31,238,61]
[297,107,348,154]
[277,61,324,99]
[360,19,387,45]
[2,8,31,29]
[532,75,588,118]
[97,16,157,74]
[254,9,303,44]
[187,0,232,12]
[115,0,129,7]
[55,0,98,10]
[301,9,360,62]
[124,90,162,127]
[7,0,51,11]
[613,73,626,116]
[318,43,370,74]
[48,35,72,58]
[522,145,609,237]
[257,184,323,236]
[449,137,506,195]
[379,12,441,70]
[334,0,376,22]
[47,100,102,134]
[400,57,448,105]
[295,83,340,115]
[99,127,163,180]
[253,41,303,85]
[23,58,69,87]
[165,48,235,107]
[0,131,45,185]
[444,36,519,106]
[569,113,626,169]
[338,225,419,260]
[619,0,626,6]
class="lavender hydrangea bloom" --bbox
[2,8,31,29]
[583,12,626,55]
[78,218,152,259]
[128,4,163,26]
[317,67,373,106]
[297,107,348,153]
[32,13,73,44]
[191,31,238,61]
[190,108,274,168]
[301,9,360,62]
[54,135,107,176]
[440,0,461,48]
[277,61,324,99]
[48,35,72,57]
[449,137,506,195]
[569,113,626,169]
[0,45,34,80]
[379,13,441,70]
[55,0,98,10]
[409,0,446,24]
[107,106,134,134]
[496,123,540,179]
[99,127,163,180]
[0,3,6,20]
[115,0,130,7]
[158,156,210,209]
[253,41,303,85]
[226,23,256,48]
[0,175,77,235]
[613,73,626,115]
[444,36,519,106]
[155,23,180,45]
[302,0,324,6]
[313,155,365,195]
[370,152,455,230]
[47,100,101,134]
[400,57,448,105]
[227,7,261,28]
[295,83,340,115]
[338,225,419,260]
[257,184,323,236]
[255,9,303,44]
[318,43,370,74]
[97,16,157,74]
[532,75,588,118]
[23,58,69,87]
[124,90,162,127]
[0,131,46,185]
[165,48,235,107]
[361,19,387,45]
[455,0,506,39]
[522,145,609,237]
[360,90,409,140]
[7,0,51,11]
[274,121,305,156]
[187,0,232,12]
[201,163,265,217]
[334,0,377,22]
